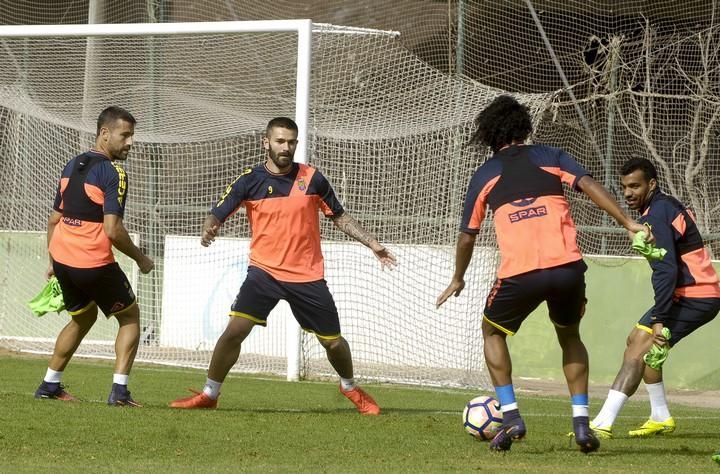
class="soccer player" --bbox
[34,106,155,406]
[590,158,720,438]
[170,117,396,414]
[436,95,648,452]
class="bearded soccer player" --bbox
[590,158,720,438]
[436,95,648,452]
[170,117,396,415]
[34,106,154,406]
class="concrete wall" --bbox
[509,257,720,389]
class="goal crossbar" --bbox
[0,20,312,37]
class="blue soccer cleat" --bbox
[34,381,77,401]
[574,417,600,453]
[107,383,142,407]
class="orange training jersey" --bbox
[49,150,128,268]
[460,144,590,278]
[211,163,345,283]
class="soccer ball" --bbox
[462,395,503,440]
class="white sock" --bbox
[203,378,222,400]
[645,382,671,421]
[340,377,356,391]
[113,373,129,386]
[572,405,589,417]
[44,368,63,384]
[591,389,628,429]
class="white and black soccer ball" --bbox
[462,395,503,440]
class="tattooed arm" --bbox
[331,212,397,269]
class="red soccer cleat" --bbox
[340,385,380,416]
[169,389,218,409]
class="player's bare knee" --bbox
[623,341,650,362]
[554,323,581,343]
[71,309,98,330]
[625,328,653,355]
[221,317,254,344]
[318,335,346,352]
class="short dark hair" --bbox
[266,117,298,136]
[96,106,136,136]
[620,157,658,181]
[469,95,533,152]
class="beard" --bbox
[111,147,130,161]
[268,149,294,169]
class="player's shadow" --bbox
[589,444,718,457]
[609,432,720,440]
[161,405,452,415]
[164,406,373,415]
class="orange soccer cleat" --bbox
[169,389,218,409]
[340,385,380,416]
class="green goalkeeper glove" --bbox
[632,230,667,262]
[27,276,65,316]
[643,327,671,370]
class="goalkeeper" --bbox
[590,158,720,439]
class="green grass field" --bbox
[1,355,718,473]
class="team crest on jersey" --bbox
[297,177,306,191]
[509,197,537,207]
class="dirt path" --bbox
[514,377,720,409]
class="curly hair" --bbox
[469,95,533,152]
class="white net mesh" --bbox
[0,23,502,388]
[1,1,719,389]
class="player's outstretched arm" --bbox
[436,232,476,308]
[576,175,653,241]
[330,212,396,270]
[201,214,222,247]
[103,214,154,274]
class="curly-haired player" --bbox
[437,95,648,452]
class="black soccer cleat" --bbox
[107,383,142,407]
[489,419,527,452]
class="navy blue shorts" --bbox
[53,261,136,318]
[637,297,720,347]
[230,266,341,339]
[484,260,588,335]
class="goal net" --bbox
[0,20,511,389]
